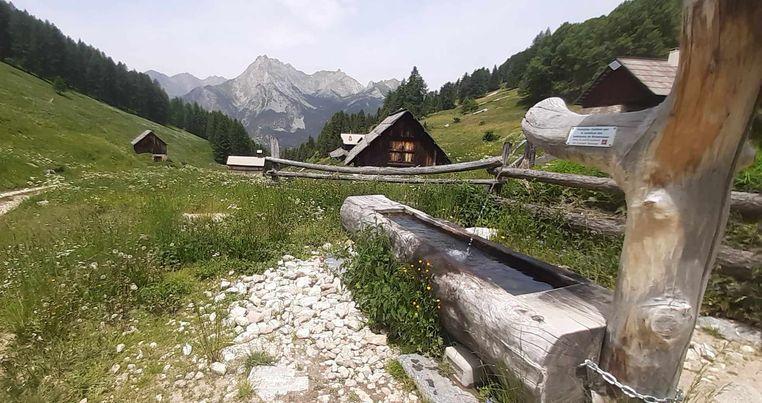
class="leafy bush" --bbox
[482,130,498,142]
[460,98,479,114]
[342,231,444,355]
[52,76,67,94]
[137,271,195,313]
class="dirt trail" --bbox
[0,185,54,216]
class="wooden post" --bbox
[492,142,512,194]
[268,137,281,180]
[520,0,761,400]
[520,141,537,168]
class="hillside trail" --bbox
[0,185,55,377]
[0,185,55,217]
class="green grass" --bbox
[425,89,526,162]
[385,360,416,392]
[424,87,761,192]
[0,62,215,190]
[245,350,277,370]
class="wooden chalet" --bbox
[131,130,167,158]
[577,50,679,113]
[344,110,450,167]
[226,155,265,171]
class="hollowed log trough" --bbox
[341,195,611,402]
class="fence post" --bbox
[491,142,511,194]
[521,1,761,399]
[268,137,280,181]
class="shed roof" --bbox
[226,156,265,167]
[344,109,449,165]
[329,147,348,159]
[577,54,678,104]
[617,57,677,96]
[340,133,365,146]
[131,130,154,145]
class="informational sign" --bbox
[566,126,617,147]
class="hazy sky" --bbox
[11,0,623,88]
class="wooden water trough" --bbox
[341,195,611,402]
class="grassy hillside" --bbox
[425,87,762,191]
[0,62,215,190]
[424,88,525,162]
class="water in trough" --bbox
[386,213,569,295]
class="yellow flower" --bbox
[426,286,431,290]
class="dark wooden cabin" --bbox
[577,50,679,113]
[131,130,167,156]
[344,110,450,167]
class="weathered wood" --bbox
[491,197,760,280]
[495,167,762,220]
[496,167,621,192]
[265,156,502,175]
[341,195,611,402]
[501,142,512,167]
[267,138,281,180]
[520,141,537,168]
[521,1,762,399]
[268,170,499,186]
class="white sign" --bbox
[566,126,617,147]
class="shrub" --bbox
[137,271,195,313]
[482,130,498,142]
[342,231,444,355]
[52,77,67,94]
[452,117,461,124]
[460,98,479,114]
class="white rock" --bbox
[116,343,125,353]
[182,344,192,356]
[154,394,163,402]
[296,328,310,339]
[248,365,308,400]
[234,316,249,327]
[365,334,387,346]
[210,362,227,376]
[740,345,755,354]
[220,280,231,289]
[110,364,121,373]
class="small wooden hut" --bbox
[131,130,167,158]
[577,50,679,113]
[344,109,450,167]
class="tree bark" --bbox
[520,0,762,399]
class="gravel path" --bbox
[153,252,418,403]
[0,185,55,216]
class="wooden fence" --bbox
[264,139,761,278]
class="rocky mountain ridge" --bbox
[179,56,400,147]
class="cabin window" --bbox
[389,140,415,164]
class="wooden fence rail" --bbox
[491,195,760,281]
[495,167,762,221]
[265,156,502,175]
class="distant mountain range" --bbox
[145,70,228,98]
[147,56,399,147]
